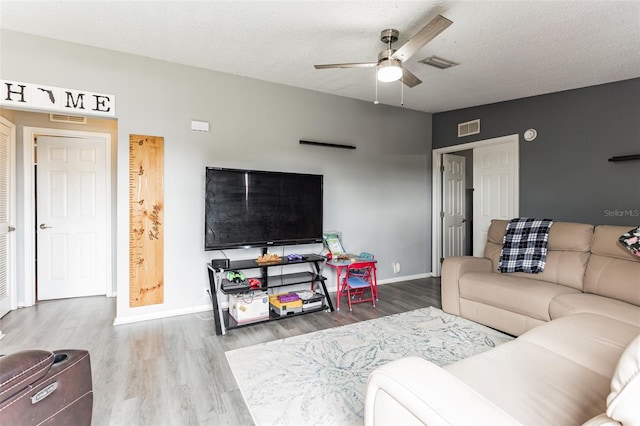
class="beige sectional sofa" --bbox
[442,220,640,335]
[365,221,640,425]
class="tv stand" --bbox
[207,253,333,335]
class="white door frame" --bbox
[22,126,112,306]
[432,134,519,276]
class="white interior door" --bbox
[0,117,16,317]
[37,135,107,300]
[473,141,518,256]
[442,153,466,259]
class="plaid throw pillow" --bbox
[619,226,640,257]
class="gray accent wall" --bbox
[433,78,640,226]
[1,30,432,321]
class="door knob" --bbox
[461,218,467,223]
[39,223,53,230]
[8,225,15,232]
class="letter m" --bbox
[65,91,85,109]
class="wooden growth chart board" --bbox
[129,134,164,307]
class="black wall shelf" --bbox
[299,140,356,150]
[608,154,640,162]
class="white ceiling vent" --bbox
[49,114,87,125]
[458,119,480,137]
[418,56,458,70]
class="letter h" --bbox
[4,83,27,102]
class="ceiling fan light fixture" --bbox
[377,58,403,82]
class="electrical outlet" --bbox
[204,287,210,297]
[392,262,401,273]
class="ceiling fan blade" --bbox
[401,68,422,88]
[392,15,452,62]
[314,62,377,69]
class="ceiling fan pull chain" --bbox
[401,74,404,106]
[374,69,379,105]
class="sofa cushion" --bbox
[550,294,640,327]
[444,313,636,425]
[517,313,639,378]
[484,220,593,290]
[584,225,640,306]
[445,340,610,425]
[592,225,640,261]
[459,272,580,321]
[487,220,593,253]
[606,334,640,424]
[459,299,546,336]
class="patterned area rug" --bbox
[225,306,513,425]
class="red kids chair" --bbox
[337,261,377,312]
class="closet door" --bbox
[0,117,16,318]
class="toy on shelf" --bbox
[256,252,281,264]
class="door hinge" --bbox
[440,165,445,172]
[440,257,444,263]
[440,211,445,218]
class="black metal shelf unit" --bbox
[207,253,333,335]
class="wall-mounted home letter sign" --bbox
[1,79,115,117]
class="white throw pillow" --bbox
[606,334,640,424]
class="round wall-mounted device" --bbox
[524,129,538,141]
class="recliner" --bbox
[0,349,93,425]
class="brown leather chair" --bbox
[0,349,93,425]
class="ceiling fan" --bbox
[314,14,452,88]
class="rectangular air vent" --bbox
[458,119,480,137]
[418,56,458,70]
[49,114,87,125]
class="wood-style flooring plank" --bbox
[0,277,441,425]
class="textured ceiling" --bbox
[1,1,639,113]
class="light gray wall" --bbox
[1,30,432,321]
[433,79,640,226]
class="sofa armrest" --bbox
[582,413,622,426]
[0,350,54,403]
[364,357,520,426]
[441,256,493,315]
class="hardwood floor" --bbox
[0,278,441,426]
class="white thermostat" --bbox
[191,120,210,132]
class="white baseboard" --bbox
[377,272,433,285]
[111,273,434,326]
[113,303,213,326]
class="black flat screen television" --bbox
[204,167,323,250]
